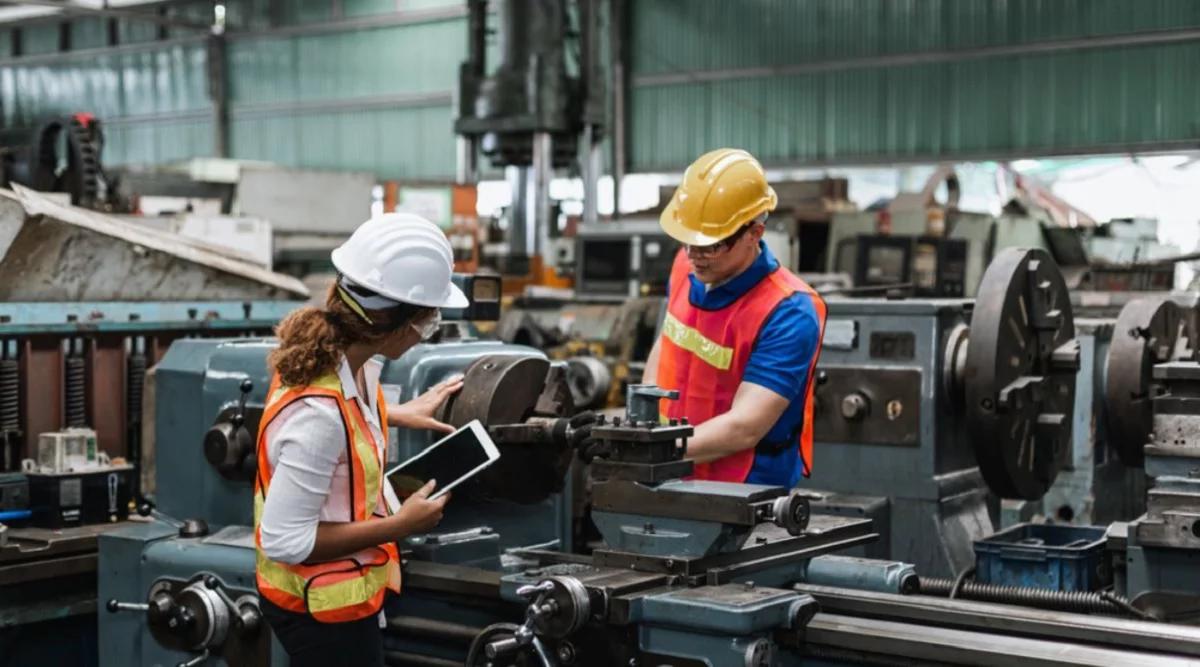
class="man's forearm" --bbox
[683,413,759,463]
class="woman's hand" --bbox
[390,479,449,537]
[388,374,465,434]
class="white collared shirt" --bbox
[258,356,402,565]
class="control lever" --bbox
[176,650,208,667]
[106,600,150,613]
[484,582,558,666]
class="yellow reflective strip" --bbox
[256,549,392,611]
[661,312,733,371]
[348,417,380,517]
[335,284,375,325]
[256,549,307,598]
[307,562,392,612]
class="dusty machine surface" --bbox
[0,188,307,665]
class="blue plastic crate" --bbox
[974,523,1108,592]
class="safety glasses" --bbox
[685,223,756,257]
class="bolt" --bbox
[664,559,675,569]
[557,643,577,664]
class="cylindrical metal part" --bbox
[456,136,478,185]
[581,124,600,227]
[802,556,918,595]
[917,577,1136,616]
[506,166,533,259]
[386,616,484,644]
[531,131,553,261]
[384,652,462,667]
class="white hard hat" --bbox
[331,213,469,309]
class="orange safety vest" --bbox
[657,249,826,482]
[253,371,402,623]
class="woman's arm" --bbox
[387,374,465,433]
[307,481,448,561]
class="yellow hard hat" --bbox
[660,148,777,246]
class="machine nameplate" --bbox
[869,332,915,360]
[812,366,921,447]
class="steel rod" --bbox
[795,584,1200,659]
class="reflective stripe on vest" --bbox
[657,249,826,482]
[253,371,402,623]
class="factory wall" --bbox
[0,0,468,179]
[627,0,1200,171]
[3,0,1198,179]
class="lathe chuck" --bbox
[963,248,1079,500]
[1104,297,1193,467]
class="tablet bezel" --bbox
[386,419,500,501]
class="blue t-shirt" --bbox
[673,242,822,488]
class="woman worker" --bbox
[253,213,468,665]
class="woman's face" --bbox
[377,325,420,359]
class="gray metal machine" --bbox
[807,248,1081,577]
[94,257,1200,666]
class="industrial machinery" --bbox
[835,234,969,297]
[90,249,1200,665]
[807,247,1082,576]
[0,113,127,212]
[455,0,606,290]
[0,187,306,665]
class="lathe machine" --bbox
[97,251,1200,666]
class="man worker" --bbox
[643,148,827,487]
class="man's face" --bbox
[685,223,764,284]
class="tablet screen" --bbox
[387,421,496,501]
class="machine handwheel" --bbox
[964,248,1079,500]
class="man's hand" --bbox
[388,374,465,434]
[564,411,611,463]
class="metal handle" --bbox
[106,599,149,614]
[176,650,209,667]
[485,637,522,659]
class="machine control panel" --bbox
[812,366,921,447]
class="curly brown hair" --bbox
[268,283,433,386]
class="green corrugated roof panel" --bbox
[70,18,109,51]
[631,0,1200,75]
[229,20,465,105]
[230,105,456,179]
[629,0,1200,169]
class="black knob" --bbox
[179,518,209,538]
[816,371,829,386]
[236,604,262,635]
[105,599,119,613]
[137,503,154,517]
[239,379,253,394]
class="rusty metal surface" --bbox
[87,335,127,459]
[19,338,63,461]
[437,354,549,426]
[435,354,576,505]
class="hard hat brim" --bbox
[659,197,738,247]
[441,282,469,309]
